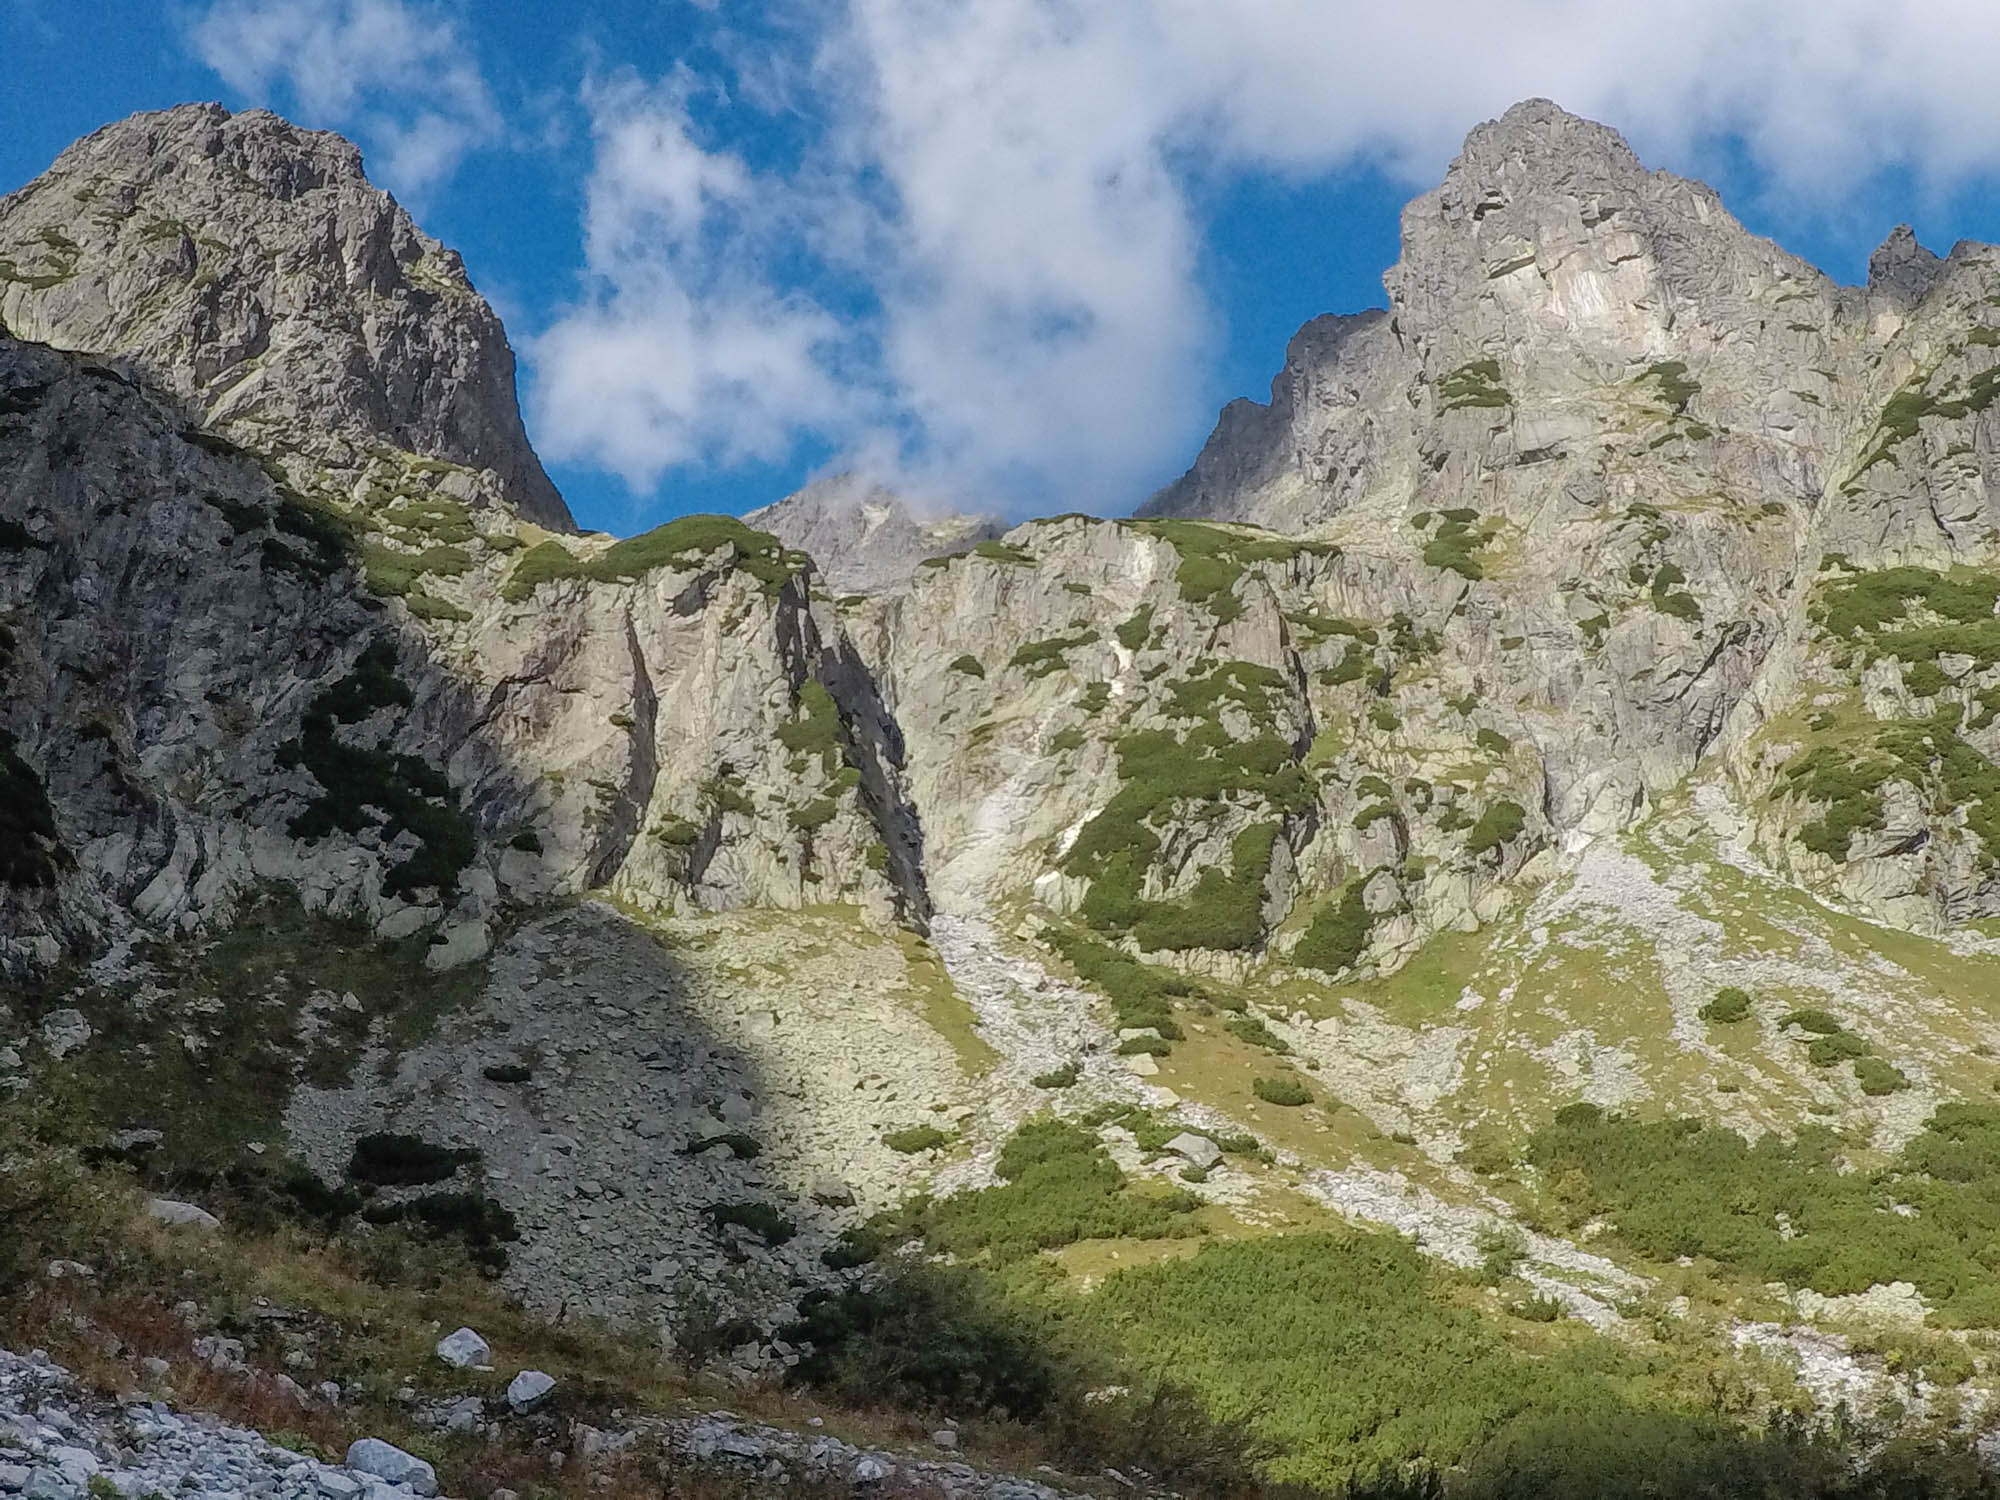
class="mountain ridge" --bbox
[14,95,2000,1488]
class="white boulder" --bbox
[344,1438,437,1497]
[434,1327,491,1369]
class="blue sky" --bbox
[8,2,2000,537]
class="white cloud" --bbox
[187,0,499,198]
[528,74,862,491]
[512,4,2000,511]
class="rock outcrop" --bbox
[746,473,1002,594]
[1138,97,2000,935]
[0,102,571,531]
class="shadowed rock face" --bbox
[746,474,1003,594]
[0,102,572,531]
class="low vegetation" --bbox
[1125,520,1334,625]
[276,641,476,901]
[1526,1102,2000,1325]
[501,516,801,602]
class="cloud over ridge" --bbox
[188,0,2000,515]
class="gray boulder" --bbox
[506,1369,555,1414]
[343,1438,437,1497]
[145,1199,220,1231]
[433,1327,490,1369]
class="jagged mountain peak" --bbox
[1444,96,1649,196]
[0,101,571,530]
[1868,222,1947,310]
[747,473,1002,593]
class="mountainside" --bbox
[0,104,572,530]
[19,97,2000,1492]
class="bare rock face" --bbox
[1134,98,2000,935]
[0,102,571,530]
[746,474,1002,594]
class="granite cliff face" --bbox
[0,103,571,530]
[19,98,2000,1360]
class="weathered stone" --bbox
[434,1327,490,1369]
[145,1199,220,1231]
[344,1438,437,1497]
[505,1370,554,1414]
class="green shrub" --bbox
[1117,1035,1173,1056]
[1854,1056,1911,1095]
[708,1200,796,1245]
[1905,659,1949,696]
[359,541,470,599]
[1780,1008,1844,1035]
[276,643,475,901]
[1224,1015,1291,1054]
[1115,603,1155,650]
[1126,519,1331,624]
[1352,802,1398,832]
[973,539,1035,565]
[1011,631,1099,678]
[1047,930,1192,1037]
[1638,359,1700,410]
[1475,727,1512,755]
[1032,1061,1081,1089]
[789,797,838,832]
[777,680,842,755]
[884,1125,951,1154]
[346,1132,477,1186]
[875,1118,1200,1263]
[1700,987,1752,1023]
[948,654,986,677]
[1294,884,1375,974]
[0,730,69,887]
[1806,1030,1869,1066]
[686,1133,763,1160]
[1253,1076,1311,1107]
[1438,358,1511,411]
[1466,800,1526,857]
[502,515,797,601]
[359,1190,518,1275]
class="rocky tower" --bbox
[1131,96,2000,939]
[746,474,1003,594]
[0,102,571,530]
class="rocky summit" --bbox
[17,96,2000,1495]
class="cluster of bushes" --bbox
[1294,882,1376,974]
[839,1118,1201,1266]
[1525,1102,2000,1323]
[1060,710,1309,955]
[275,641,476,901]
[1415,507,1501,581]
[502,515,802,602]
[792,1216,2000,1497]
[1126,519,1335,625]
